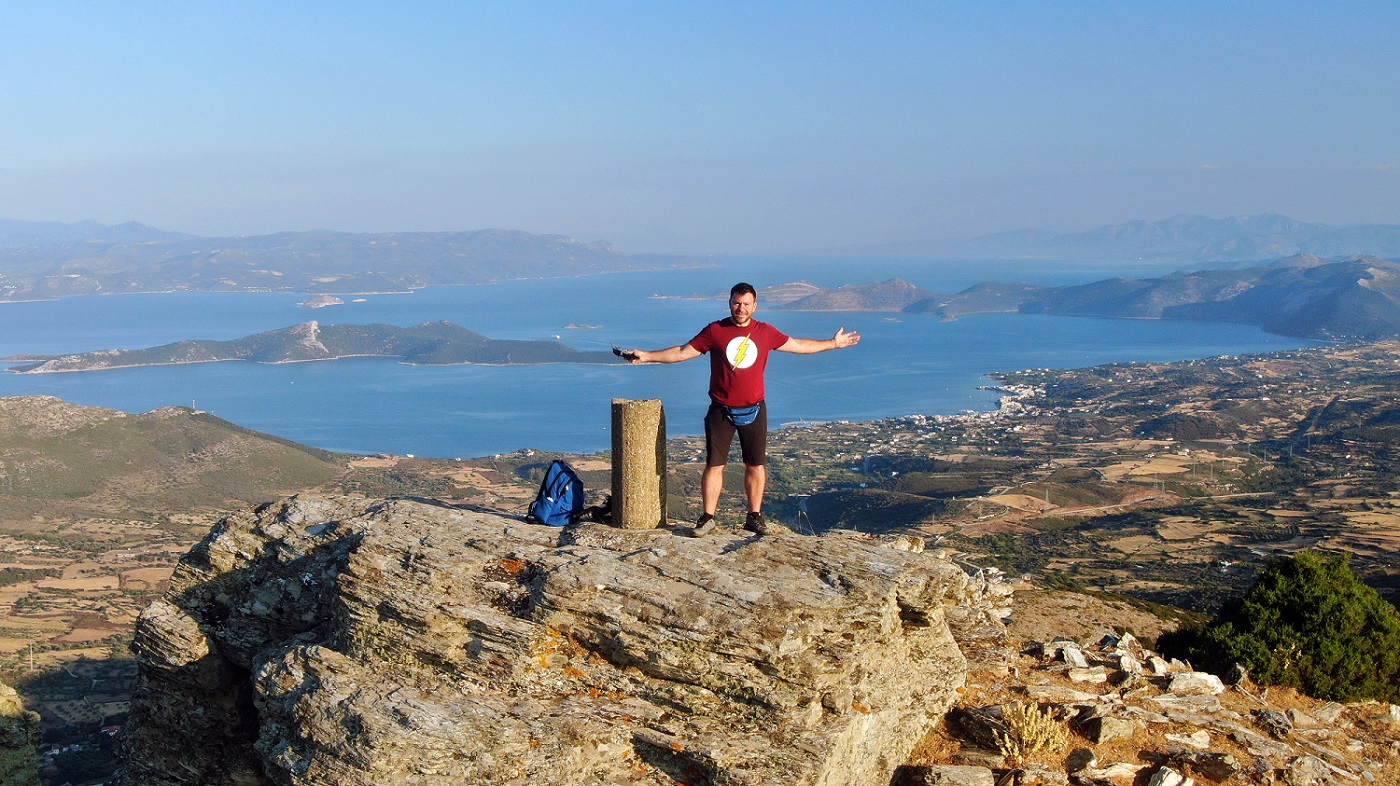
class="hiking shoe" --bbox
[743,511,773,535]
[691,513,716,537]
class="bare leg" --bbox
[701,464,725,515]
[744,464,765,513]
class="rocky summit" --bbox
[116,495,1012,786]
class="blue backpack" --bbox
[526,460,586,527]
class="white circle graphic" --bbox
[726,335,757,369]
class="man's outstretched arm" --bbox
[626,344,703,364]
[776,327,861,354]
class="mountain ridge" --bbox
[0,222,703,301]
[727,255,1400,341]
[837,213,1400,261]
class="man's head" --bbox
[728,282,757,326]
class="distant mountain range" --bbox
[4,321,620,374]
[846,214,1400,262]
[0,220,701,301]
[0,218,189,247]
[735,254,1400,341]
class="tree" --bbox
[1165,551,1400,703]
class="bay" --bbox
[0,257,1311,458]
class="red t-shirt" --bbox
[687,318,790,407]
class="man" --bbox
[625,282,860,536]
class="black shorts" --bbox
[704,401,768,467]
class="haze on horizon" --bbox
[2,2,1397,255]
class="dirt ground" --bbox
[1006,588,1188,647]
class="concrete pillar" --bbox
[611,398,666,529]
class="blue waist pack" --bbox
[722,402,762,427]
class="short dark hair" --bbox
[730,282,757,299]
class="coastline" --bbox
[6,353,625,375]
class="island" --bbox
[679,254,1400,341]
[299,294,345,309]
[3,321,622,374]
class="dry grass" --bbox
[994,702,1070,763]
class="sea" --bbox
[0,256,1313,458]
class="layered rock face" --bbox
[118,495,1007,786]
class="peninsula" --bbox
[684,254,1400,341]
[3,321,621,374]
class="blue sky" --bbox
[2,1,1397,252]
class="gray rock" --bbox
[1224,662,1251,685]
[118,495,994,786]
[949,749,1005,769]
[1295,737,1352,770]
[949,706,1008,751]
[1061,645,1090,669]
[1148,693,1225,713]
[1082,715,1139,744]
[1145,656,1173,675]
[1167,671,1225,695]
[1122,706,1170,724]
[1313,702,1347,724]
[1253,707,1293,739]
[1022,685,1101,702]
[1116,652,1142,675]
[893,765,995,786]
[1282,755,1331,786]
[1287,708,1319,728]
[1017,763,1071,786]
[1146,767,1191,786]
[1231,728,1295,759]
[1077,762,1146,785]
[1164,729,1210,749]
[1111,670,1145,690]
[1173,751,1240,782]
[1069,666,1109,684]
[1065,747,1098,773]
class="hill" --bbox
[772,277,941,311]
[0,219,187,248]
[5,320,620,374]
[0,396,345,515]
[1009,255,1400,340]
[907,256,1400,339]
[0,223,701,301]
[745,256,1400,341]
[676,278,945,311]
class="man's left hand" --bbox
[833,327,860,348]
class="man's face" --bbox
[728,292,756,326]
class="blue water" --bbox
[0,257,1310,458]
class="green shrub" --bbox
[1164,551,1400,703]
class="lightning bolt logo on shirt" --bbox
[726,334,757,370]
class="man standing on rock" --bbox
[624,282,860,536]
